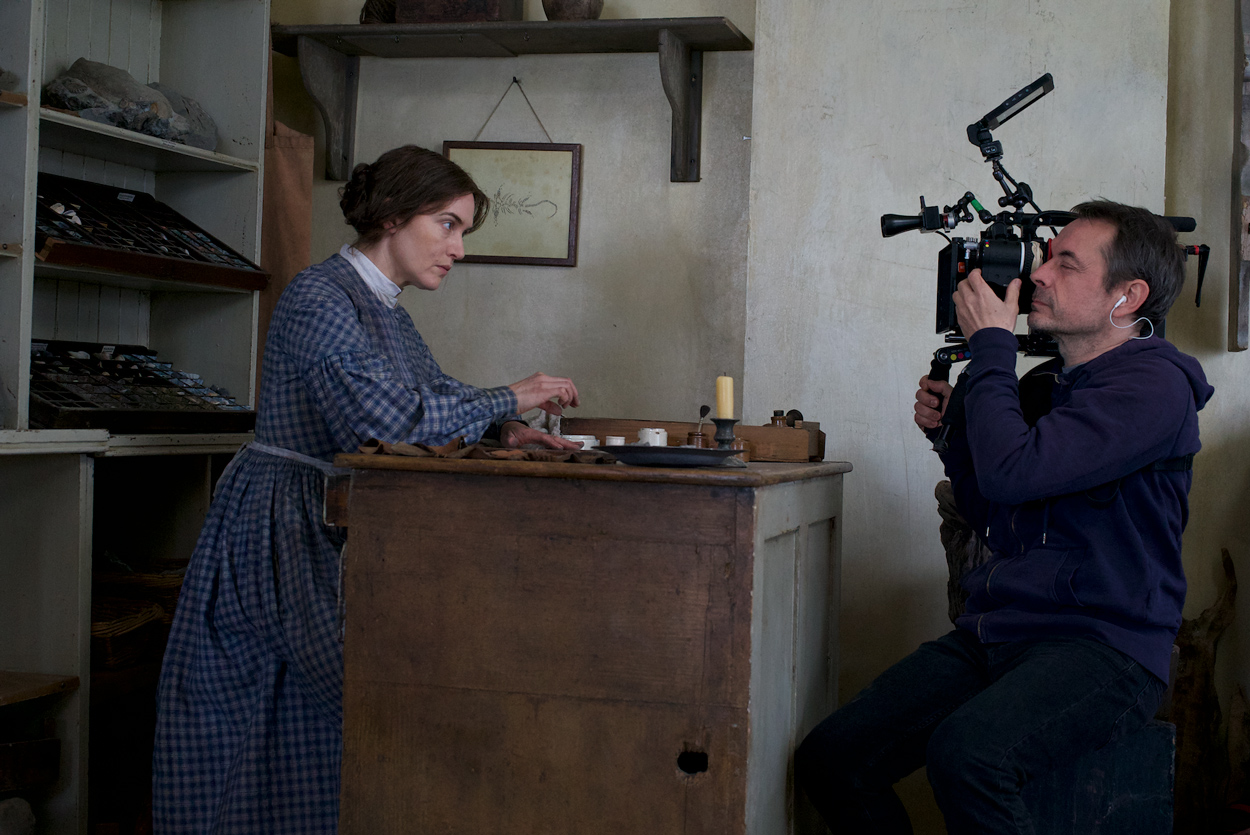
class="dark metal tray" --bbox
[595,445,741,468]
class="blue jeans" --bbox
[794,629,1165,835]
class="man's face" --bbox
[1027,218,1120,337]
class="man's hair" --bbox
[1070,200,1185,328]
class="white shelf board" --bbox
[0,429,109,454]
[39,109,259,174]
[101,432,252,456]
[34,261,256,294]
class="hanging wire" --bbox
[473,77,555,144]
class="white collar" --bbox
[340,244,402,309]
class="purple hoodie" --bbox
[940,327,1214,682]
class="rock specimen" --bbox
[43,58,217,150]
[150,82,217,150]
[0,798,36,835]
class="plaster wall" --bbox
[1166,0,1250,759]
[271,0,754,420]
[743,1,1170,827]
[269,0,1250,830]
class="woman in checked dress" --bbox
[153,145,579,833]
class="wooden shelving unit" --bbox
[0,1,270,831]
[0,672,79,707]
[270,17,752,183]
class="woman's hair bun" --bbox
[339,162,374,220]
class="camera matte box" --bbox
[396,0,523,23]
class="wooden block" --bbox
[734,426,813,462]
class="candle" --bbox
[716,375,734,419]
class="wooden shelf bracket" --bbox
[297,35,360,181]
[658,29,702,183]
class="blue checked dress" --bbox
[153,254,519,833]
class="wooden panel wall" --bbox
[41,0,161,83]
[31,278,150,345]
[37,1,159,351]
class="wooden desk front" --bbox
[332,456,849,834]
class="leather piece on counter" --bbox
[359,438,615,464]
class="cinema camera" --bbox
[880,74,1208,451]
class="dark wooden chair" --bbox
[936,481,1176,835]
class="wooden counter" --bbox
[332,456,850,834]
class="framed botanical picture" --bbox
[443,141,582,267]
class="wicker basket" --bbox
[90,597,166,669]
[94,568,185,624]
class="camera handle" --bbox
[927,343,972,453]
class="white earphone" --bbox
[1110,294,1153,339]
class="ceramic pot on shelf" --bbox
[542,0,604,21]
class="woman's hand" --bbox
[509,372,580,415]
[914,375,953,431]
[499,421,581,449]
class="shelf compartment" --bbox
[39,109,259,174]
[35,173,268,293]
[0,91,28,108]
[0,672,80,707]
[270,17,752,183]
[36,245,267,293]
[29,340,256,434]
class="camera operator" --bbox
[794,200,1214,834]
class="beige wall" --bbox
[271,1,1250,831]
[1166,0,1250,748]
[745,0,1171,686]
[272,0,753,419]
[743,2,1171,827]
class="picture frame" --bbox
[443,141,582,267]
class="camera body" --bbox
[936,234,1045,334]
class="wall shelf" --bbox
[34,262,260,294]
[0,243,20,259]
[101,432,252,456]
[0,91,28,108]
[0,429,109,455]
[0,672,80,707]
[269,17,753,183]
[39,109,259,174]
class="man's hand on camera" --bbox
[952,269,1020,337]
[915,376,953,431]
